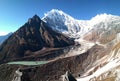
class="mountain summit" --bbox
[43,9,120,40]
[43,9,81,35]
[0,15,75,62]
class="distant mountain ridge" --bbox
[0,33,12,45]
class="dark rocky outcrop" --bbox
[63,71,77,81]
[0,15,74,63]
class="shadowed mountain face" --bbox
[0,15,75,62]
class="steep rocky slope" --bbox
[76,41,120,81]
[0,15,74,63]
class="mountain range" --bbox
[43,9,120,40]
[0,9,120,81]
[0,32,12,45]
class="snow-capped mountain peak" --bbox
[42,9,82,36]
[90,13,120,26]
[42,9,120,40]
[43,9,74,21]
[91,13,112,21]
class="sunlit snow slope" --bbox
[43,9,120,40]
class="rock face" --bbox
[0,15,74,63]
[63,71,77,81]
[12,68,22,81]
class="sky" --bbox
[0,0,120,35]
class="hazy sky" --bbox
[0,0,120,35]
